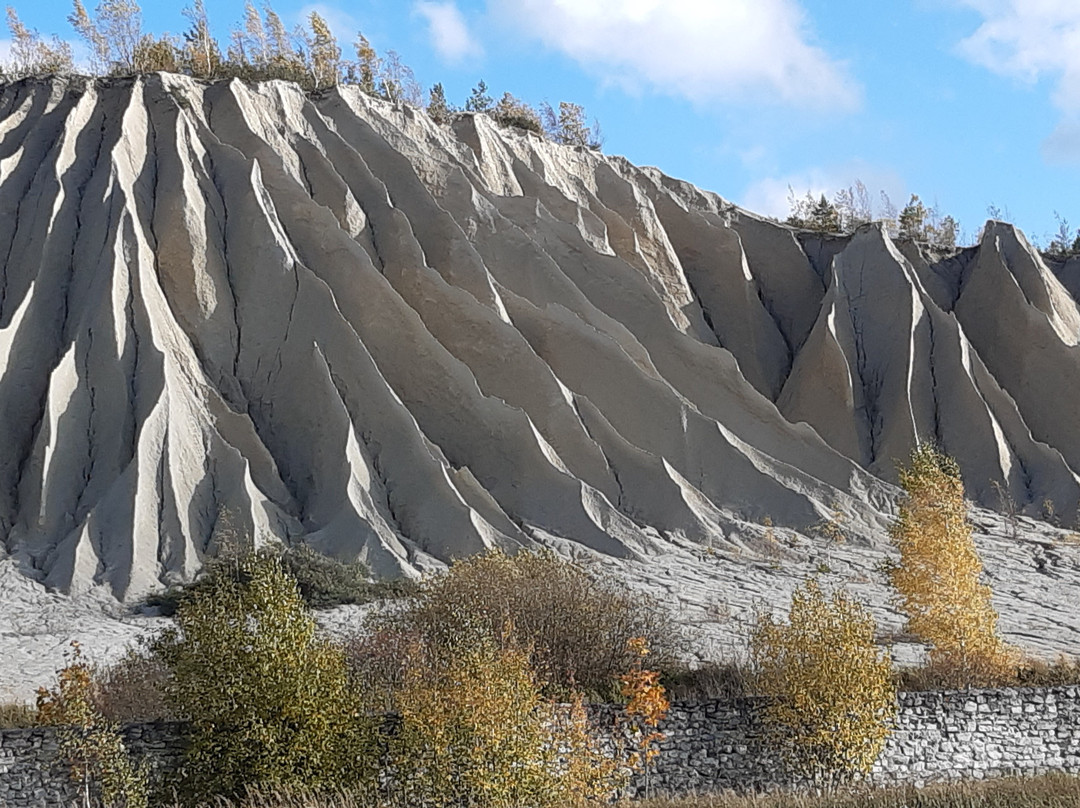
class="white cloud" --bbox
[487,0,860,109]
[953,3,1080,164]
[1042,120,1080,164]
[414,1,482,64]
[740,162,907,221]
[955,3,1080,109]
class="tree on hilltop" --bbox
[5,7,74,76]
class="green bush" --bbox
[143,543,414,615]
[151,550,377,803]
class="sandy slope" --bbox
[5,508,1079,704]
[1,74,1080,696]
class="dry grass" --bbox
[171,774,1080,808]
[0,701,37,728]
[662,661,753,701]
[896,654,1080,692]
[636,774,1080,808]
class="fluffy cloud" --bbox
[487,0,859,109]
[956,2,1080,110]
[415,1,482,64]
[1042,121,1080,165]
[955,2,1080,162]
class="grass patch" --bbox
[167,774,1080,808]
[896,654,1080,692]
[636,774,1080,808]
[0,702,37,728]
[662,662,753,701]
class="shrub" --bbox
[749,578,896,784]
[385,633,622,807]
[492,92,543,134]
[541,100,603,149]
[151,550,376,802]
[886,445,1017,687]
[353,548,683,700]
[90,645,171,723]
[36,641,148,808]
[143,542,410,615]
[898,653,1080,692]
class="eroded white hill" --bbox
[0,74,1078,607]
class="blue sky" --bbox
[4,0,1080,245]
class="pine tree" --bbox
[808,195,841,233]
[465,79,493,113]
[898,194,929,240]
[152,549,377,801]
[428,82,452,124]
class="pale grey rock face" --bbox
[0,74,1078,661]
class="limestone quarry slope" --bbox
[1,74,1079,604]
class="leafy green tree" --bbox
[68,0,145,75]
[542,100,602,148]
[152,549,376,802]
[378,49,421,105]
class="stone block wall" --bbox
[2,688,1079,805]
[600,687,1080,795]
[0,722,185,808]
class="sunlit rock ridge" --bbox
[1,73,1078,601]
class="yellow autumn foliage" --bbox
[750,579,896,784]
[37,641,148,808]
[387,632,622,808]
[888,445,1018,686]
